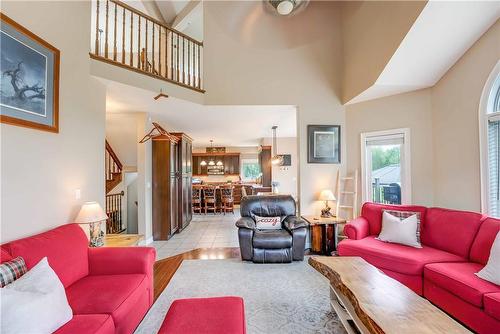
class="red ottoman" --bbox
[158,296,246,334]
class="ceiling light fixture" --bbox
[269,0,297,16]
[271,126,284,165]
[208,140,216,166]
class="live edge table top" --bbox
[308,256,471,334]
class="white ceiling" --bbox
[155,0,203,41]
[104,80,297,148]
[347,0,500,104]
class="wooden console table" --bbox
[104,234,144,247]
[302,215,346,255]
[309,256,470,334]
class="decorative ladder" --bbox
[105,140,125,233]
[335,169,359,239]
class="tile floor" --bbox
[148,208,241,260]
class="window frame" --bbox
[479,61,500,216]
[360,128,412,205]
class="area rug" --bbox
[135,258,347,334]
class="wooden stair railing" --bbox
[90,0,204,93]
[106,190,125,233]
[105,140,123,194]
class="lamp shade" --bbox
[75,202,108,223]
[319,190,336,201]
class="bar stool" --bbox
[192,186,202,214]
[203,185,217,215]
[220,185,235,215]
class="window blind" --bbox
[488,119,500,217]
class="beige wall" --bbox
[346,89,434,208]
[432,20,500,211]
[1,1,106,242]
[203,1,345,214]
[341,1,426,103]
[262,137,299,198]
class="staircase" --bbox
[105,140,123,194]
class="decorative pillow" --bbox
[476,231,500,285]
[383,209,422,242]
[0,256,27,287]
[0,257,73,334]
[255,215,281,230]
[377,211,422,248]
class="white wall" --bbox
[1,1,106,243]
[432,20,500,211]
[203,1,345,214]
[345,89,434,208]
[106,113,141,168]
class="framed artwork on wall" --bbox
[0,13,60,133]
[307,125,341,164]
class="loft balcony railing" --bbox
[90,0,204,92]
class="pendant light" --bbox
[271,126,284,165]
[208,140,216,166]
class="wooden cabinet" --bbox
[193,153,240,176]
[152,135,179,240]
[172,133,193,231]
[259,145,272,187]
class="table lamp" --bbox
[319,190,336,218]
[75,201,108,247]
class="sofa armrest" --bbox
[236,217,256,230]
[88,247,156,277]
[343,217,370,240]
[283,216,308,230]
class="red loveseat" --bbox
[0,224,156,334]
[338,202,500,333]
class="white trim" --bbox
[479,61,500,215]
[139,236,153,246]
[360,128,412,205]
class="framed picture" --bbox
[308,125,341,164]
[0,13,60,133]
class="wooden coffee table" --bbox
[309,256,471,334]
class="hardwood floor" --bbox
[153,247,241,300]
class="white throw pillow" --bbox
[476,231,500,285]
[0,257,73,334]
[377,211,422,248]
[255,215,281,230]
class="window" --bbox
[480,63,500,217]
[361,129,411,205]
[241,159,261,181]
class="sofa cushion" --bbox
[66,274,149,334]
[54,314,115,334]
[424,262,500,307]
[158,297,246,334]
[253,229,292,249]
[361,202,427,236]
[484,293,500,321]
[337,236,465,275]
[470,217,500,265]
[421,208,483,258]
[1,224,89,288]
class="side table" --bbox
[104,234,144,247]
[301,215,346,255]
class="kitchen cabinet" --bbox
[259,145,272,187]
[193,152,240,176]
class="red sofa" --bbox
[338,202,500,333]
[0,224,156,334]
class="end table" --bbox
[301,215,346,255]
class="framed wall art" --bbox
[307,125,341,164]
[0,13,60,133]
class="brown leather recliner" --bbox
[236,195,307,263]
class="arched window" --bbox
[480,62,500,217]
